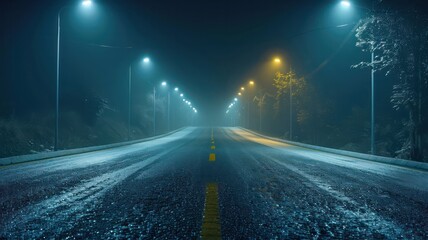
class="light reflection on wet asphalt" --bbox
[0,127,427,239]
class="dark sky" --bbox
[1,0,410,125]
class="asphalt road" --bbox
[1,127,427,239]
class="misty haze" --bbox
[1,0,427,239]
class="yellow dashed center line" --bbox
[209,128,216,162]
[201,183,221,239]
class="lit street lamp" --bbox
[246,80,255,129]
[159,81,170,132]
[273,57,293,140]
[55,0,92,151]
[339,0,376,154]
[128,57,150,140]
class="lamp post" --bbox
[159,81,170,133]
[340,0,376,154]
[172,87,179,130]
[153,86,156,136]
[55,0,93,151]
[289,69,293,141]
[273,57,294,140]
[167,90,171,131]
[260,95,262,132]
[128,57,150,140]
[152,81,169,136]
[247,80,255,129]
[128,65,131,140]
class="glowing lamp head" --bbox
[82,0,92,7]
[274,58,281,63]
[238,92,242,96]
[234,98,238,102]
[161,81,167,87]
[241,87,245,91]
[143,57,150,63]
[249,81,254,85]
[174,87,179,92]
[180,93,184,97]
[340,1,351,7]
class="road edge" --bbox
[0,128,187,166]
[238,127,428,172]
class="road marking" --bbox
[201,183,221,239]
[209,153,216,161]
[211,145,216,150]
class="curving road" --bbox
[1,127,427,239]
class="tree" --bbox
[272,70,307,139]
[353,8,428,161]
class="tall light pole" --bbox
[172,87,179,130]
[167,90,171,131]
[248,80,255,129]
[259,94,263,132]
[340,0,375,153]
[160,81,169,133]
[153,86,156,136]
[55,0,92,151]
[128,65,132,140]
[153,81,167,136]
[371,50,375,154]
[289,69,293,141]
[128,57,150,141]
[273,57,294,140]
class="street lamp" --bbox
[55,0,93,151]
[340,0,376,154]
[273,56,293,140]
[246,80,256,129]
[160,81,170,132]
[128,56,151,141]
[153,81,168,135]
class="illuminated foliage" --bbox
[353,8,428,161]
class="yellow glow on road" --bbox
[230,129,291,148]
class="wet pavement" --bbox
[1,127,427,239]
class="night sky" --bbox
[0,0,410,125]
